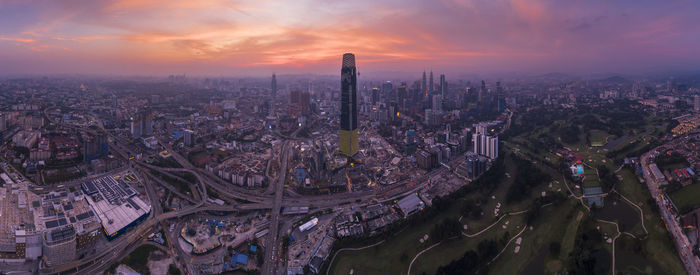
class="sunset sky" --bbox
[1,0,699,76]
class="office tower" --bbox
[695,95,699,113]
[464,152,487,179]
[432,95,442,112]
[422,71,427,97]
[496,82,505,112]
[269,74,277,117]
[440,74,447,98]
[271,74,277,98]
[397,83,407,109]
[0,113,5,132]
[290,90,301,105]
[184,129,194,147]
[497,95,506,112]
[429,71,434,93]
[340,53,359,157]
[381,81,393,101]
[371,88,380,105]
[478,80,486,103]
[300,91,311,116]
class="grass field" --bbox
[328,152,555,275]
[670,183,700,214]
[410,214,526,274]
[328,204,462,274]
[590,130,609,147]
[329,110,684,275]
[560,210,584,258]
[489,200,580,275]
[615,168,686,274]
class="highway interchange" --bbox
[26,106,700,275]
[36,113,467,275]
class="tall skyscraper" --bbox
[0,113,6,132]
[429,71,434,93]
[143,109,153,136]
[290,90,301,105]
[473,129,498,160]
[269,74,277,117]
[485,135,498,159]
[478,80,486,103]
[496,82,505,112]
[439,74,447,99]
[432,95,442,112]
[130,115,142,139]
[371,88,380,105]
[694,95,699,113]
[300,91,311,116]
[397,83,407,109]
[422,71,427,97]
[382,81,393,101]
[84,132,108,163]
[340,53,359,157]
[271,73,277,98]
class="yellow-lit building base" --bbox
[339,129,358,157]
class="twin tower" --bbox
[340,53,358,157]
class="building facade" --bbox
[340,53,359,157]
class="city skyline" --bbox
[1,0,700,76]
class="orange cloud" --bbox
[0,37,35,43]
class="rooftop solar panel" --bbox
[76,212,91,221]
[45,220,58,229]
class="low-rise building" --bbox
[397,194,425,217]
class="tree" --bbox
[167,264,182,275]
[550,242,561,256]
[429,218,462,243]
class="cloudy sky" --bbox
[1,0,699,76]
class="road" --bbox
[42,109,514,274]
[262,140,290,275]
[641,148,700,275]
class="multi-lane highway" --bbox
[41,111,511,275]
[262,140,290,275]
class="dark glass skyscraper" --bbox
[440,74,447,98]
[271,73,277,98]
[422,71,427,97]
[429,70,434,93]
[340,53,358,157]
